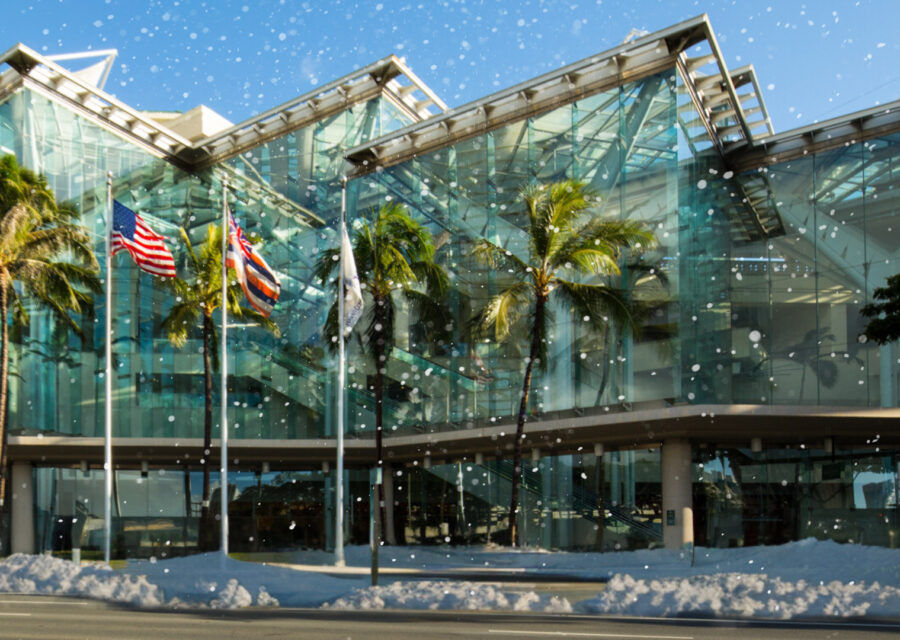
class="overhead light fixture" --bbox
[751,437,763,453]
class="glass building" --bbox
[0,15,898,559]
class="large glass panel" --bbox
[754,134,900,408]
[693,446,899,548]
[32,466,371,558]
[398,449,661,551]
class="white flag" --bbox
[341,224,364,335]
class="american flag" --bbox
[225,211,281,318]
[111,201,176,278]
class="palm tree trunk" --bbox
[508,295,546,547]
[201,314,214,550]
[0,278,9,514]
[373,298,387,546]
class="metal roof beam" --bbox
[345,16,718,176]
[726,100,900,173]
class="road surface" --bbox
[0,595,899,639]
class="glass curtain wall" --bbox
[694,446,899,548]
[397,449,661,551]
[220,96,420,441]
[32,466,372,558]
[0,87,168,438]
[729,133,900,407]
[348,70,684,438]
[0,87,420,441]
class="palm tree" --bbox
[471,179,655,547]
[315,202,448,543]
[0,154,100,512]
[160,223,278,550]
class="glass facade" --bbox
[2,40,899,557]
[34,466,372,558]
[725,136,900,407]
[347,71,683,432]
[400,450,661,550]
[694,446,899,548]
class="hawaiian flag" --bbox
[225,211,281,318]
[111,201,176,278]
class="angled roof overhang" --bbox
[344,14,773,178]
[0,43,195,169]
[179,54,447,170]
[0,44,446,174]
[726,99,900,174]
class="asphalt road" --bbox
[1,595,899,639]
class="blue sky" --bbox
[3,0,898,134]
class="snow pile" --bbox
[120,553,359,608]
[578,572,900,619]
[0,554,165,607]
[125,553,561,611]
[0,540,899,619]
[326,581,571,613]
[0,553,300,609]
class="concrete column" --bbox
[661,439,693,551]
[10,462,34,555]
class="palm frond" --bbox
[380,244,418,286]
[561,248,622,276]
[544,179,592,257]
[470,280,532,342]
[0,204,34,253]
[404,288,451,349]
[179,227,202,274]
[411,258,450,299]
[521,183,550,260]
[315,201,448,365]
[322,301,340,354]
[313,245,341,287]
[235,305,282,338]
[552,217,655,272]
[10,292,28,329]
[161,220,278,354]
[470,239,531,276]
[160,301,202,348]
[553,278,634,336]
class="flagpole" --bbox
[335,176,346,567]
[220,178,229,559]
[103,172,113,564]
